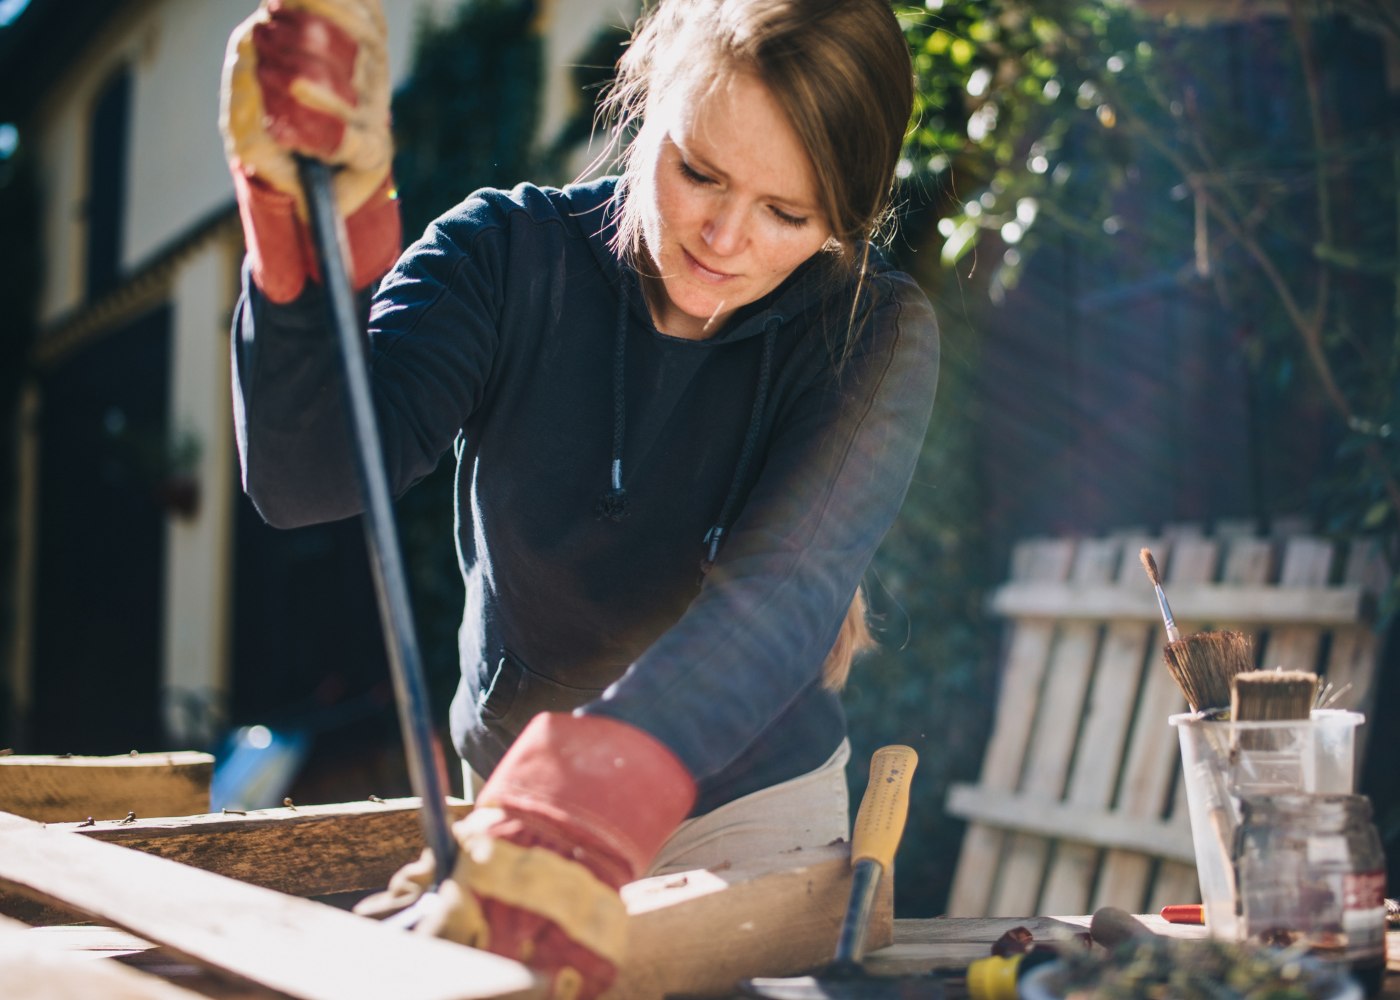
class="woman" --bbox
[220,0,937,995]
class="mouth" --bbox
[682,247,737,283]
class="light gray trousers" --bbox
[463,738,852,878]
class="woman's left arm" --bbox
[586,270,940,782]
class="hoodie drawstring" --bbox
[597,272,781,579]
[700,315,780,576]
[595,285,631,522]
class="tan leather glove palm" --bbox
[357,807,629,1000]
[221,0,391,218]
[355,714,698,1000]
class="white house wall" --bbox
[35,0,454,326]
[161,236,237,747]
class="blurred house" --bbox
[0,0,633,771]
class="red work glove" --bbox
[356,713,696,1000]
[219,0,401,303]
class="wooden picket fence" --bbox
[944,520,1391,918]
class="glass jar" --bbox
[1233,793,1388,996]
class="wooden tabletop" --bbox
[15,915,1400,997]
[869,916,1400,997]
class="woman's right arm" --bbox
[232,200,508,529]
[222,0,506,528]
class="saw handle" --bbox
[834,744,918,967]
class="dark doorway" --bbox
[30,305,171,754]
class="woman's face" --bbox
[636,71,834,340]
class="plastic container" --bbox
[1235,793,1388,996]
[1170,709,1364,938]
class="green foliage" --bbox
[391,0,544,240]
[897,0,1399,606]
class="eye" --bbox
[769,205,808,229]
[678,160,715,185]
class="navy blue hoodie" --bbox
[232,177,938,814]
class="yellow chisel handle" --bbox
[851,744,917,869]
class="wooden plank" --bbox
[0,752,213,823]
[0,810,542,1000]
[0,797,474,924]
[943,785,1194,864]
[1091,537,1216,913]
[1320,538,1389,733]
[865,916,1093,975]
[988,538,1120,916]
[1038,534,1159,916]
[611,842,888,999]
[18,842,876,1000]
[1256,536,1335,672]
[20,925,283,998]
[988,581,1364,627]
[0,915,215,1000]
[866,915,1207,977]
[946,539,1076,916]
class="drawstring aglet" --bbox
[597,459,629,521]
[699,524,724,575]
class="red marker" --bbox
[1160,904,1205,925]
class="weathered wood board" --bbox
[0,810,542,1000]
[0,915,215,1000]
[614,842,890,999]
[0,796,473,924]
[0,752,214,823]
[2,803,881,999]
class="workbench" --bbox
[869,915,1400,998]
[9,913,1399,997]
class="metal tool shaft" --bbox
[833,857,883,967]
[297,158,456,885]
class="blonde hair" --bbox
[821,588,876,691]
[601,0,912,286]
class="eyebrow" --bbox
[672,133,819,216]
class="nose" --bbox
[701,200,745,256]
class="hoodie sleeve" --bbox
[231,195,511,529]
[583,269,939,784]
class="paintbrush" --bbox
[1231,669,1319,723]
[1230,668,1320,795]
[1139,548,1181,644]
[1165,630,1256,716]
[1139,548,1255,714]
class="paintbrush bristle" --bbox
[1163,630,1255,713]
[1139,548,1162,587]
[1232,669,1319,722]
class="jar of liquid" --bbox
[1233,793,1388,996]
